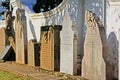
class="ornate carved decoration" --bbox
[85,10,100,29]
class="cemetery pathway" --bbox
[0,61,60,80]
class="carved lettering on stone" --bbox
[82,10,106,80]
[40,25,61,71]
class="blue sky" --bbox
[0,0,36,19]
[0,0,4,12]
[0,0,5,20]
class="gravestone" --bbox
[0,27,8,54]
[28,39,40,66]
[40,25,62,71]
[60,13,78,75]
[99,26,112,80]
[15,9,27,64]
[4,11,16,52]
[82,10,106,80]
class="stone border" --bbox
[4,61,87,80]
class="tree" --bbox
[0,0,10,19]
[33,0,63,13]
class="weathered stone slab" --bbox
[28,39,40,66]
[15,9,27,64]
[82,10,106,80]
[40,25,62,71]
[60,13,78,75]
[0,27,8,54]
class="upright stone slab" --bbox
[82,10,106,80]
[60,13,78,75]
[28,39,40,66]
[40,25,62,71]
[15,9,27,64]
[0,27,8,54]
[99,26,112,80]
[4,11,16,52]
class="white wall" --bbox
[10,0,105,58]
[25,0,86,58]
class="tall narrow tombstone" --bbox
[28,39,40,66]
[4,11,16,52]
[40,25,62,71]
[0,27,8,54]
[82,10,106,80]
[15,9,27,64]
[60,13,78,75]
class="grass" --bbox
[0,70,34,80]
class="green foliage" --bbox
[0,70,34,80]
[0,0,10,19]
[33,0,63,13]
[1,0,9,10]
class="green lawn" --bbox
[0,70,34,80]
